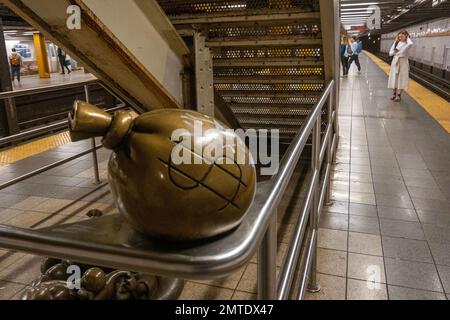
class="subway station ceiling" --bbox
[0,2,27,27]
[1,1,449,35]
[341,0,450,35]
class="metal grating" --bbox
[231,106,312,116]
[212,47,322,59]
[214,66,323,77]
[208,23,320,39]
[241,126,304,136]
[158,0,319,16]
[158,0,326,142]
[215,83,324,92]
[223,96,318,105]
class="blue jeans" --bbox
[340,55,349,75]
[11,66,21,82]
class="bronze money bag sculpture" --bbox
[68,101,257,241]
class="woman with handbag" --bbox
[57,47,71,75]
[340,36,350,76]
[388,30,413,102]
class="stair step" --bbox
[215,83,325,93]
[222,95,319,105]
[211,46,322,60]
[206,38,322,47]
[214,66,324,77]
[231,106,319,117]
[213,58,323,67]
[214,78,324,85]
[208,23,320,40]
[219,91,321,98]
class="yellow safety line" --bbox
[0,131,71,167]
[365,51,450,133]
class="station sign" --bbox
[351,26,369,31]
[432,0,448,7]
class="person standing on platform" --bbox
[57,47,71,75]
[340,36,350,76]
[388,30,413,102]
[348,36,362,73]
[9,48,23,83]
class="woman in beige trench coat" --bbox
[388,30,413,102]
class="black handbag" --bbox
[388,41,400,65]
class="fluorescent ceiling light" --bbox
[341,13,371,15]
[342,8,376,11]
[341,2,379,6]
[342,15,370,17]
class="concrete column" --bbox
[33,32,50,78]
[0,17,19,136]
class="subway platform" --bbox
[10,70,96,91]
[316,53,450,300]
[0,53,449,300]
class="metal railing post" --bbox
[307,114,321,293]
[332,85,339,164]
[257,212,277,300]
[325,89,334,205]
[4,97,20,135]
[84,84,101,185]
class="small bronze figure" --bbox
[22,258,183,300]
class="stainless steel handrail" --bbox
[0,145,103,191]
[0,79,98,99]
[0,81,128,191]
[0,80,337,300]
[0,78,126,141]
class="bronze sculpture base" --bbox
[21,212,184,300]
[22,257,184,300]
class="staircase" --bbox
[158,0,327,144]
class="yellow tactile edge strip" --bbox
[0,131,71,167]
[365,51,450,134]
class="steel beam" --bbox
[213,91,242,129]
[170,11,320,25]
[214,77,325,84]
[206,38,322,47]
[194,32,215,117]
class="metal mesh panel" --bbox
[215,83,324,92]
[213,47,322,59]
[222,96,318,104]
[209,24,320,39]
[158,0,319,16]
[241,126,302,136]
[241,122,327,132]
[238,117,305,126]
[231,106,311,116]
[214,67,323,77]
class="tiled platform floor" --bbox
[0,132,72,167]
[313,53,450,300]
[0,52,449,300]
[0,140,117,299]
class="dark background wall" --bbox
[359,35,381,54]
